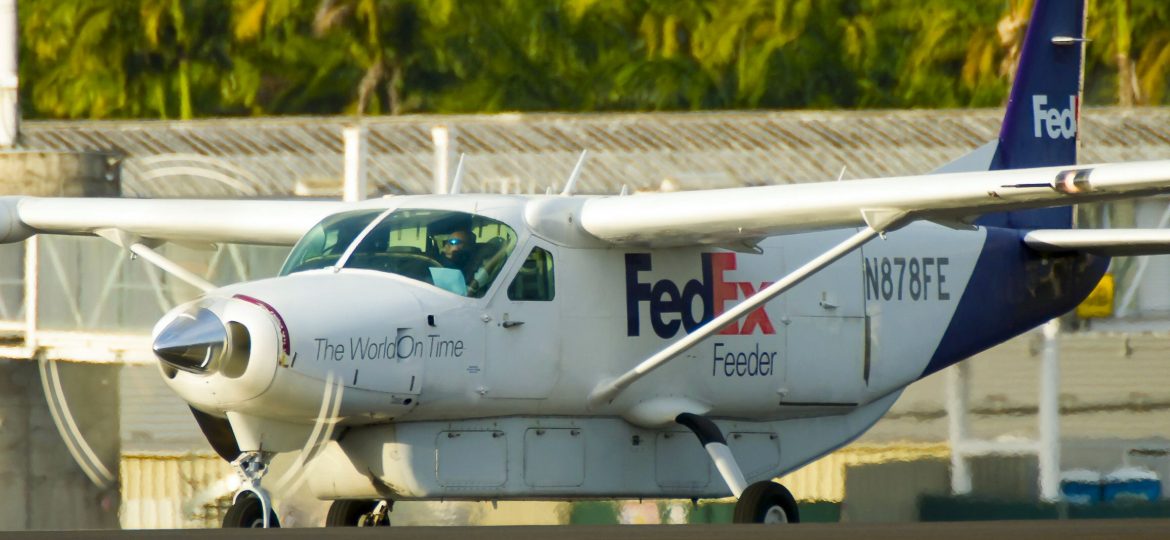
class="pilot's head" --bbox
[440,229,475,265]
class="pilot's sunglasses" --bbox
[444,238,466,246]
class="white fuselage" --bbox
[156,196,1090,500]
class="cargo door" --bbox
[781,230,867,405]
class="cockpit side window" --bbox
[507,247,555,301]
[338,209,518,297]
[279,209,383,276]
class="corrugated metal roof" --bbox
[20,107,1170,198]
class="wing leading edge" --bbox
[0,197,345,246]
[6,160,1170,251]
[1024,229,1170,256]
[574,160,1170,247]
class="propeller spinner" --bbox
[153,308,228,373]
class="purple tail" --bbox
[978,0,1086,230]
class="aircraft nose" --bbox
[153,308,227,373]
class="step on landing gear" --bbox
[676,413,800,525]
[326,499,393,527]
[223,451,279,528]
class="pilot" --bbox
[430,212,513,296]
[438,228,477,273]
[436,226,492,295]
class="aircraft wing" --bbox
[577,160,1170,247]
[0,196,345,246]
[1023,229,1170,256]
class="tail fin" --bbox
[977,0,1086,230]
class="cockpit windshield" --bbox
[280,209,382,275]
[280,209,518,298]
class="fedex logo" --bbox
[625,252,775,339]
[1032,95,1078,140]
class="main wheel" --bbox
[223,493,280,528]
[326,499,388,527]
[733,481,800,524]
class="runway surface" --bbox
[4,520,1169,540]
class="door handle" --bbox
[502,320,525,328]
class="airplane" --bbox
[3,0,1170,527]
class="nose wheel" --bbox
[223,451,279,528]
[223,491,280,528]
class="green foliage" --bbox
[17,0,1170,119]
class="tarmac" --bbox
[3,520,1169,540]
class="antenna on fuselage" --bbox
[561,150,588,196]
[619,184,629,196]
[837,166,847,182]
[449,153,467,194]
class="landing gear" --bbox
[733,481,800,524]
[675,413,747,496]
[223,492,280,528]
[224,451,279,528]
[676,413,799,525]
[326,499,392,527]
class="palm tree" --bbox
[1129,1,1170,105]
[139,0,235,119]
[20,1,139,118]
[312,0,422,115]
[424,0,613,112]
[1087,0,1170,106]
[692,0,817,107]
[229,0,355,115]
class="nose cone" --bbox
[153,308,227,373]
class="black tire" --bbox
[326,499,386,527]
[733,481,800,524]
[223,493,280,528]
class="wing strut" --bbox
[96,228,216,292]
[588,213,905,408]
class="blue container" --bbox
[1102,467,1162,503]
[1061,469,1102,505]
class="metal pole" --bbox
[1038,319,1062,502]
[431,125,455,195]
[946,361,973,495]
[23,236,37,350]
[343,125,368,202]
[0,0,17,148]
